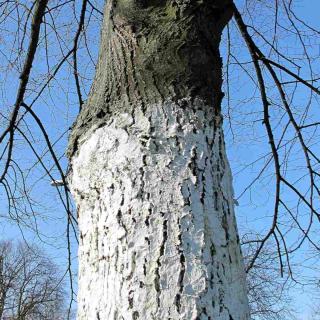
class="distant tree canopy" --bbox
[0,241,67,320]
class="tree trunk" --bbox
[68,1,250,319]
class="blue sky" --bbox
[223,0,320,318]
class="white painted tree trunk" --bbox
[70,98,250,319]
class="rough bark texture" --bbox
[70,99,249,320]
[68,0,250,319]
[67,0,233,157]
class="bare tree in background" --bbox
[243,235,296,319]
[0,240,67,320]
[0,0,319,318]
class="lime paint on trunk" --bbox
[69,98,249,319]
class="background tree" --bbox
[0,240,67,320]
[243,235,296,319]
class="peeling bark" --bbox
[68,0,250,319]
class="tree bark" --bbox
[68,1,250,319]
